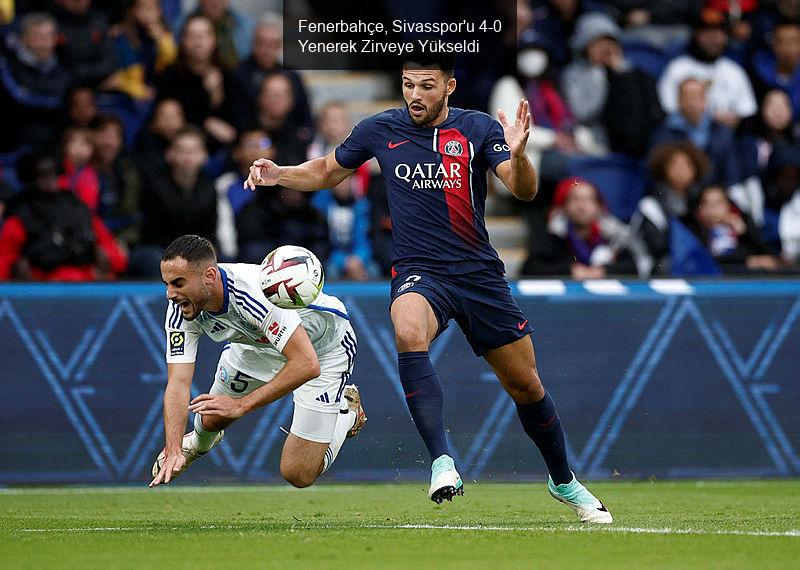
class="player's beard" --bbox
[181,287,210,321]
[408,95,447,127]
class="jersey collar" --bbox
[207,266,230,316]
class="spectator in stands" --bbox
[735,89,796,227]
[704,1,760,59]
[651,77,741,187]
[763,143,800,264]
[561,11,663,157]
[0,151,127,281]
[692,184,780,273]
[0,12,70,153]
[234,13,313,131]
[751,0,800,54]
[306,101,391,277]
[604,0,698,45]
[214,128,273,260]
[740,89,796,172]
[254,72,313,166]
[632,141,710,273]
[751,20,800,118]
[307,101,351,160]
[531,0,588,71]
[58,127,100,212]
[63,85,99,129]
[237,185,329,265]
[107,0,177,102]
[134,97,186,167]
[490,29,595,186]
[136,126,217,276]
[182,0,254,70]
[52,0,118,87]
[312,174,379,282]
[155,14,242,149]
[658,8,757,128]
[92,114,142,249]
[522,176,649,278]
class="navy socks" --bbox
[516,391,573,485]
[398,351,450,461]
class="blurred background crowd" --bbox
[0,0,798,281]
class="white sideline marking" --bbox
[650,279,694,295]
[517,280,566,296]
[15,524,800,538]
[368,524,800,538]
[583,280,628,295]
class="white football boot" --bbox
[428,454,464,504]
[151,430,224,480]
[548,473,613,523]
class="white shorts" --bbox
[209,329,356,443]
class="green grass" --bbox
[1,481,798,569]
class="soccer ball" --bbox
[259,245,324,309]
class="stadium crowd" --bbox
[0,0,798,281]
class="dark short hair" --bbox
[402,46,455,78]
[161,235,217,265]
[90,113,124,133]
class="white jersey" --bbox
[164,263,353,380]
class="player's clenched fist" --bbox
[244,158,280,190]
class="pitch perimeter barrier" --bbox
[1,279,798,484]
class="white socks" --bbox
[322,410,356,473]
[191,413,221,452]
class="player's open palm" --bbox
[244,158,280,190]
[497,99,531,156]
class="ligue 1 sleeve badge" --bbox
[169,331,185,356]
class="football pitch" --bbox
[1,481,798,569]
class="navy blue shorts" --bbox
[390,267,534,356]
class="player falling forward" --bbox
[244,53,611,523]
[149,235,365,488]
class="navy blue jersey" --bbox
[335,107,511,274]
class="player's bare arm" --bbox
[188,326,321,418]
[243,152,354,192]
[496,99,537,202]
[149,361,194,487]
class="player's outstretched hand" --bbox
[149,451,186,487]
[497,99,531,157]
[189,393,246,420]
[244,158,280,190]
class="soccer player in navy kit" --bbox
[245,52,612,523]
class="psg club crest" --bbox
[444,140,463,156]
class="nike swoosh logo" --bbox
[517,320,528,331]
[405,389,423,399]
[388,140,410,149]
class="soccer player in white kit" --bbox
[149,235,365,488]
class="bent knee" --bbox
[505,372,545,404]
[280,465,318,489]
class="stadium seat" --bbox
[621,39,670,78]
[567,154,649,222]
